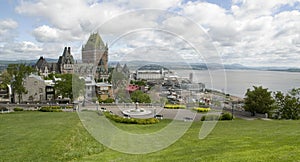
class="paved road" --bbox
[78,104,220,121]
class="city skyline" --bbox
[1,0,300,67]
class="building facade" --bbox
[21,74,46,102]
[35,47,75,76]
[136,64,169,80]
[96,82,112,100]
[58,47,75,74]
[82,33,108,80]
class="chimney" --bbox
[68,47,71,53]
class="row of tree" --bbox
[0,64,85,103]
[244,86,300,119]
[1,64,35,103]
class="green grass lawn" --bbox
[1,111,300,161]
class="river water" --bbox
[175,69,300,98]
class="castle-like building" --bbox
[35,33,109,81]
[35,47,74,75]
[82,33,108,80]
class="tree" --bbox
[0,71,12,85]
[54,74,85,101]
[244,86,274,116]
[4,64,35,103]
[98,97,115,103]
[273,89,300,120]
[131,90,151,103]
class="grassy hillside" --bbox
[0,112,103,161]
[1,111,300,161]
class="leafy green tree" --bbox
[244,86,275,116]
[289,88,300,98]
[273,89,300,120]
[98,97,115,103]
[4,64,35,103]
[43,73,56,80]
[131,80,146,86]
[0,71,12,85]
[131,90,151,103]
[54,74,85,101]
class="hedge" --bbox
[201,115,219,121]
[219,112,233,120]
[194,107,211,112]
[103,112,159,124]
[201,112,233,121]
[39,106,63,112]
[13,107,24,111]
[164,104,186,109]
[65,106,74,109]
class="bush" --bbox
[99,98,115,103]
[164,104,186,109]
[201,115,219,121]
[201,113,233,121]
[194,107,211,112]
[220,112,233,120]
[39,106,63,112]
[13,107,23,111]
[65,106,74,109]
[103,112,159,124]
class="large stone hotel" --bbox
[35,32,109,81]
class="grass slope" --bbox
[1,112,300,161]
[0,111,103,161]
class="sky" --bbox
[1,0,300,68]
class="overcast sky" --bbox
[1,0,300,67]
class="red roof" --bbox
[126,84,140,92]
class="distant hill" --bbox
[1,59,299,73]
[0,58,58,72]
[108,61,300,73]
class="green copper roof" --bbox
[83,33,106,50]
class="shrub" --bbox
[220,112,233,120]
[65,106,74,109]
[13,107,24,111]
[164,104,186,109]
[99,98,115,103]
[103,112,159,124]
[201,115,219,121]
[201,113,233,121]
[194,107,211,112]
[39,106,63,112]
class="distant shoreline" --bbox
[0,60,300,73]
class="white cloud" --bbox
[32,25,61,42]
[4,0,300,67]
[0,19,18,32]
[0,41,43,60]
[0,19,18,42]
[114,0,181,10]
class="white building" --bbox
[136,64,169,80]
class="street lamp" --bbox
[231,102,235,120]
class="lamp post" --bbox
[231,101,234,120]
[96,101,99,111]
